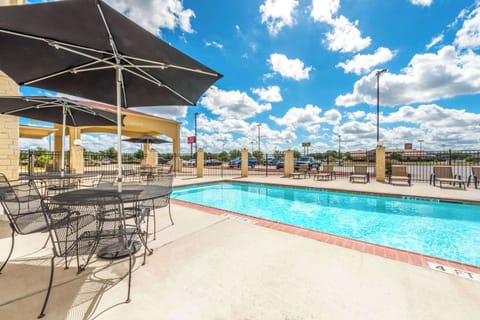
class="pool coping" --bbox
[171,180,480,278]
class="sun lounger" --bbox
[350,165,369,183]
[311,164,335,181]
[430,166,465,190]
[467,166,479,189]
[388,165,411,186]
[291,164,309,179]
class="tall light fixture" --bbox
[338,134,341,159]
[194,112,199,155]
[257,123,261,152]
[376,69,387,145]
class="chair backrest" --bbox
[0,173,44,234]
[322,164,333,173]
[433,166,453,179]
[98,171,117,187]
[472,166,480,177]
[148,173,174,190]
[298,164,309,172]
[354,166,368,175]
[391,165,407,177]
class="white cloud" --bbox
[336,46,480,107]
[454,5,480,49]
[410,0,433,6]
[426,34,444,50]
[325,16,371,53]
[259,0,299,36]
[252,86,283,102]
[200,87,272,120]
[106,0,195,36]
[267,53,312,80]
[311,0,371,53]
[337,47,395,75]
[310,0,339,23]
[205,41,224,49]
[324,109,342,125]
[270,104,322,128]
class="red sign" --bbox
[187,136,196,144]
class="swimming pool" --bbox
[172,182,480,267]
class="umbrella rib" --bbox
[122,55,220,77]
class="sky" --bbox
[19,0,480,155]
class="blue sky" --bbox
[20,0,480,154]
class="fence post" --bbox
[241,148,248,177]
[284,149,294,177]
[449,149,452,166]
[197,148,204,178]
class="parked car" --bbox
[229,157,257,168]
[294,157,321,170]
[101,157,111,164]
[204,159,223,166]
[263,156,275,165]
[183,159,196,166]
[275,159,284,169]
[84,157,100,166]
[158,156,169,164]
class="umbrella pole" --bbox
[116,66,123,192]
[60,105,66,177]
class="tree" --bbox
[252,150,263,162]
[229,149,242,159]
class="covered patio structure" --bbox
[19,101,181,174]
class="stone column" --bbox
[376,145,386,182]
[68,127,83,173]
[284,149,294,177]
[241,147,248,177]
[197,148,204,178]
[0,71,20,180]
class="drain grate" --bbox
[427,262,480,282]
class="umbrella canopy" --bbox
[0,0,222,190]
[123,135,171,144]
[0,96,119,175]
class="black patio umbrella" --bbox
[0,96,120,175]
[123,135,171,145]
[0,0,222,190]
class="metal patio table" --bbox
[22,172,98,197]
[50,184,170,258]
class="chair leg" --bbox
[0,229,15,274]
[167,202,174,225]
[126,252,132,303]
[38,256,55,318]
[41,234,50,249]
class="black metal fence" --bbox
[19,149,480,183]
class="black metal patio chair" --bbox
[38,194,140,318]
[0,173,49,274]
[143,173,174,240]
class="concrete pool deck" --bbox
[0,176,479,319]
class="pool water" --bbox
[172,182,480,267]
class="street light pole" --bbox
[418,139,424,151]
[194,112,199,155]
[376,69,387,145]
[338,134,341,159]
[257,123,261,153]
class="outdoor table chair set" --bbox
[430,166,466,190]
[0,171,174,318]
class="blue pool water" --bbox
[172,182,480,266]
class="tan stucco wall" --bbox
[376,146,386,182]
[0,71,20,180]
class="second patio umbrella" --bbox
[0,96,119,175]
[0,0,222,191]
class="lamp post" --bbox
[257,123,261,152]
[376,69,387,145]
[194,112,199,155]
[418,139,424,151]
[338,134,341,159]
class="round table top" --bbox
[21,172,97,180]
[50,184,171,205]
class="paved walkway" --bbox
[0,177,479,319]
